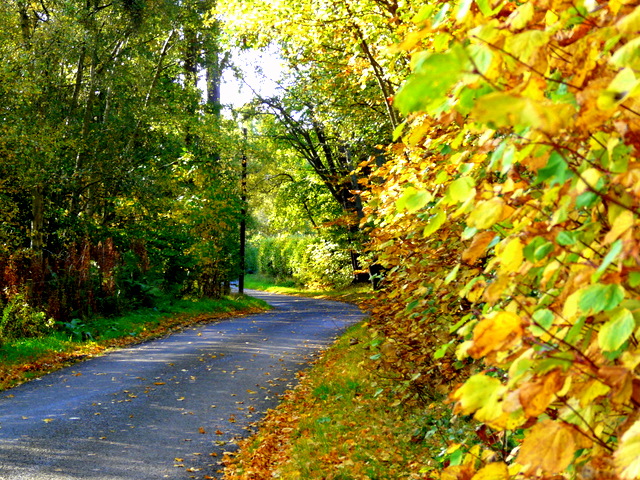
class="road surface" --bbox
[0,290,365,480]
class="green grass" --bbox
[223,322,441,479]
[0,294,270,391]
[244,274,373,304]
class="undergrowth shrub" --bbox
[0,293,54,344]
[253,235,353,288]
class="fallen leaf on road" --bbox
[43,418,53,423]
[154,382,165,385]
[199,427,206,434]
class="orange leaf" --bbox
[517,420,577,475]
[469,312,523,359]
[518,369,565,417]
[462,231,496,266]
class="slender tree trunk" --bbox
[31,185,44,258]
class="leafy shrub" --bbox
[291,238,353,289]
[0,293,54,343]
[254,235,353,288]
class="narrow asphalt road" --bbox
[0,290,365,480]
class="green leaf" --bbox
[395,47,468,115]
[444,177,475,205]
[434,341,454,359]
[556,231,577,246]
[592,239,623,282]
[476,0,500,16]
[576,191,598,208]
[578,283,626,314]
[455,0,473,21]
[564,316,586,345]
[412,4,435,23]
[599,308,635,351]
[423,209,447,237]
[396,186,433,213]
[462,226,478,240]
[444,263,461,284]
[536,151,573,186]
[467,44,494,75]
[532,309,555,331]
[392,121,406,141]
[524,236,553,262]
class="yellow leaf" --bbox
[453,373,506,424]
[617,6,640,35]
[469,311,523,359]
[444,177,476,205]
[483,275,511,303]
[576,378,610,408]
[562,289,582,321]
[498,238,524,274]
[615,419,640,479]
[467,197,504,229]
[605,208,634,244]
[471,462,509,480]
[517,420,576,474]
[576,167,602,194]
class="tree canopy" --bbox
[0,0,242,321]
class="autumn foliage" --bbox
[361,1,640,479]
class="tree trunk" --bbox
[31,185,44,259]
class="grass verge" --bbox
[244,274,373,304]
[0,294,270,392]
[222,321,440,479]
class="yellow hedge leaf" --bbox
[617,5,640,36]
[605,208,634,244]
[498,238,524,274]
[615,419,640,479]
[453,373,506,424]
[467,197,504,229]
[517,420,577,475]
[469,311,523,358]
[471,462,509,480]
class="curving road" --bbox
[0,290,365,480]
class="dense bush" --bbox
[0,293,54,344]
[253,235,353,288]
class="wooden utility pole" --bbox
[238,127,248,294]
